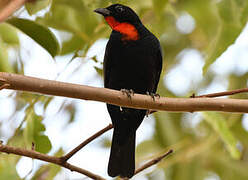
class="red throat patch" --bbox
[105,16,139,41]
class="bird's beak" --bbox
[94,8,110,17]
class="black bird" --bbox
[94,4,163,178]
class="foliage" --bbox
[0,0,248,179]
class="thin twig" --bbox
[60,124,113,162]
[0,72,248,113]
[148,87,248,114]
[0,83,10,90]
[192,88,248,98]
[0,0,28,22]
[135,149,173,175]
[0,144,106,180]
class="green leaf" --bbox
[240,1,248,25]
[35,0,103,55]
[61,35,85,55]
[25,0,51,15]
[154,112,182,147]
[24,107,52,154]
[136,140,161,159]
[0,38,13,72]
[0,160,20,180]
[94,66,103,76]
[153,0,168,14]
[217,0,234,22]
[35,135,52,154]
[32,148,64,180]
[0,23,19,45]
[202,112,241,159]
[203,23,242,74]
[7,18,60,57]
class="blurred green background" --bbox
[0,0,248,179]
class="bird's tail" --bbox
[108,128,136,178]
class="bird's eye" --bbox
[115,6,124,13]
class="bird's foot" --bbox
[146,92,160,101]
[146,110,151,117]
[121,89,134,99]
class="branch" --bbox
[121,149,173,180]
[192,88,248,98]
[0,0,29,22]
[0,83,10,90]
[60,124,113,162]
[134,149,173,175]
[0,144,106,180]
[0,72,248,113]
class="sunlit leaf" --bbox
[7,18,60,57]
[35,0,103,55]
[0,38,13,72]
[31,148,64,180]
[202,112,241,159]
[0,23,19,45]
[94,66,103,76]
[0,159,19,180]
[61,35,85,55]
[217,0,234,22]
[136,139,161,159]
[154,112,182,147]
[240,3,248,25]
[228,73,248,99]
[23,107,52,154]
[25,0,51,15]
[153,0,168,14]
[203,23,242,74]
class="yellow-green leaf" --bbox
[31,148,64,180]
[23,107,51,154]
[203,23,242,74]
[202,112,241,159]
[25,0,51,15]
[0,23,19,45]
[0,38,13,72]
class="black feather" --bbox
[97,4,163,178]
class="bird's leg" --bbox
[121,89,134,99]
[145,110,151,117]
[146,92,160,101]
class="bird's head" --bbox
[94,4,142,41]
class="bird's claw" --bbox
[146,110,151,117]
[121,89,134,99]
[146,92,160,101]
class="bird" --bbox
[94,4,163,178]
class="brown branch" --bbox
[60,124,113,162]
[0,83,10,90]
[134,149,173,175]
[192,88,248,98]
[0,144,106,180]
[0,0,28,22]
[121,149,173,180]
[0,72,248,113]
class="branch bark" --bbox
[0,72,248,113]
[0,144,106,180]
[134,149,173,175]
[0,125,173,180]
[0,0,28,22]
[192,88,248,98]
[61,124,113,162]
[121,149,173,180]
